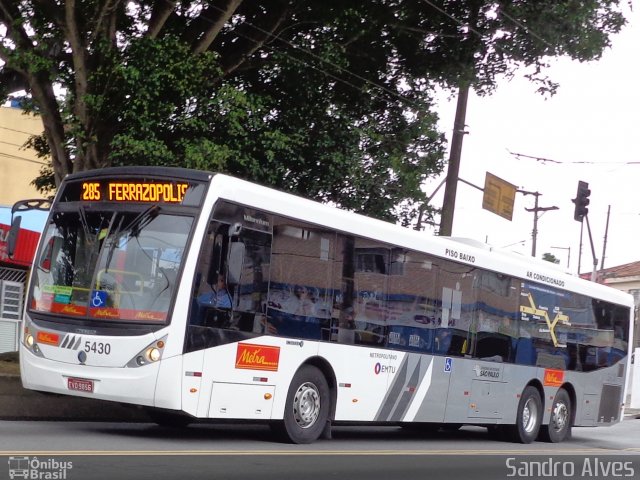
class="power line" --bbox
[497,9,555,50]
[421,0,556,59]
[420,0,485,39]
[207,3,430,112]
[0,125,41,136]
[508,150,640,165]
[0,140,25,148]
[0,152,47,165]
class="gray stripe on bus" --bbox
[389,357,422,421]
[374,356,409,421]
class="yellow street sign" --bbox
[482,172,516,221]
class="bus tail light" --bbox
[126,336,167,368]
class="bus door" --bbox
[445,270,519,422]
[435,261,484,423]
[186,206,274,418]
[181,220,224,415]
[183,220,232,414]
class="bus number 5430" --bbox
[84,342,111,355]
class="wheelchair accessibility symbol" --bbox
[91,290,107,307]
[444,357,452,373]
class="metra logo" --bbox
[235,343,280,372]
[36,331,60,346]
[60,305,85,315]
[92,308,119,318]
[374,362,396,375]
[134,311,165,321]
[543,368,565,387]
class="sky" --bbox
[425,4,640,275]
[0,207,47,231]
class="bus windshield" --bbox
[30,207,193,324]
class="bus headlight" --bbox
[126,336,167,368]
[23,331,44,358]
[147,347,161,362]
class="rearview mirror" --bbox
[227,242,245,284]
[7,216,21,258]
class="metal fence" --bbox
[0,268,26,353]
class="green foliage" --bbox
[0,0,629,225]
[542,253,561,264]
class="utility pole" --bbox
[600,205,611,271]
[578,220,584,275]
[521,190,558,257]
[439,84,470,236]
[585,215,599,281]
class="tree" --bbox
[0,0,447,225]
[0,1,628,227]
[542,253,560,265]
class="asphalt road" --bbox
[1,419,640,480]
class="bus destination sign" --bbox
[81,181,189,204]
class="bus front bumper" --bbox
[20,346,161,407]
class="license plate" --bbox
[67,377,94,393]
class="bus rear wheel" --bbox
[274,365,330,444]
[506,386,542,444]
[539,388,572,443]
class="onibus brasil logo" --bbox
[8,456,73,479]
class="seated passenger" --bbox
[198,274,232,309]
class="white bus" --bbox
[16,167,634,444]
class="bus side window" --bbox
[385,251,438,353]
[472,272,520,363]
[267,220,334,341]
[230,229,271,333]
[349,238,388,347]
[190,224,227,329]
[206,231,225,287]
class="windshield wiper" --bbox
[129,205,161,238]
[104,215,125,273]
[103,206,161,272]
[78,205,92,243]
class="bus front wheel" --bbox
[274,365,330,444]
[507,386,542,444]
[538,388,572,443]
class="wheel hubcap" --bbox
[293,382,321,429]
[552,402,568,432]
[522,398,538,433]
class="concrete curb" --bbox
[0,374,150,422]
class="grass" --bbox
[0,351,20,376]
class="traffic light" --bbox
[572,181,590,222]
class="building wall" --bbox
[0,106,47,205]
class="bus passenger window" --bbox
[267,219,334,341]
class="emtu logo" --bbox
[374,363,396,374]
